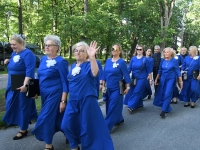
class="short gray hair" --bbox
[154,45,160,50]
[44,35,61,52]
[72,41,89,51]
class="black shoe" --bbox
[115,119,124,126]
[191,105,195,108]
[160,111,165,118]
[66,138,69,144]
[147,95,151,99]
[127,107,134,113]
[184,103,190,107]
[44,145,54,150]
[13,130,28,140]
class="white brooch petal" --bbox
[193,56,199,60]
[174,56,178,59]
[113,62,119,68]
[46,59,57,68]
[13,55,20,63]
[72,66,81,76]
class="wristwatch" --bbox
[61,100,67,104]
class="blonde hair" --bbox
[162,47,176,58]
[10,34,26,48]
[189,46,198,55]
[110,43,123,58]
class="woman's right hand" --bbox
[154,79,158,85]
[4,59,10,65]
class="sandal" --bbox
[184,103,190,107]
[44,145,54,150]
[13,130,28,140]
[127,107,134,113]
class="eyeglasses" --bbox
[111,48,119,51]
[74,49,86,53]
[137,49,143,51]
[44,44,58,47]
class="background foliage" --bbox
[0,0,199,61]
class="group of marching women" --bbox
[2,33,200,150]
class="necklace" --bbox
[165,60,170,67]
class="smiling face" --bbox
[111,45,121,57]
[44,40,59,57]
[146,49,151,56]
[163,48,172,59]
[10,40,24,53]
[136,46,144,56]
[74,45,88,62]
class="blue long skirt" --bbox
[124,78,146,109]
[32,89,64,144]
[153,78,175,112]
[105,88,124,131]
[61,96,114,150]
[2,87,37,130]
[142,80,152,99]
[179,78,199,103]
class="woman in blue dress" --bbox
[142,48,154,100]
[171,46,184,104]
[3,34,38,140]
[61,41,114,150]
[94,58,103,97]
[153,47,183,118]
[179,46,200,108]
[32,35,69,150]
[124,45,152,113]
[102,43,131,132]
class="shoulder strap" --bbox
[136,57,145,78]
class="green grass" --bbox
[0,66,8,74]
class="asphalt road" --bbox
[1,74,200,150]
[1,97,200,150]
[0,74,8,89]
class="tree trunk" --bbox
[158,0,175,50]
[18,0,23,34]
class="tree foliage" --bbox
[0,0,199,61]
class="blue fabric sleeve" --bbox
[174,59,181,77]
[119,60,131,84]
[58,59,69,93]
[24,51,36,78]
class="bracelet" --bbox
[61,100,67,104]
[126,87,130,90]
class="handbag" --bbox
[193,70,199,80]
[26,79,40,98]
[182,71,188,80]
[130,78,137,86]
[119,79,126,95]
[130,57,145,86]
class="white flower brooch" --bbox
[13,55,20,63]
[193,56,199,60]
[72,66,81,76]
[174,56,178,59]
[113,62,119,68]
[46,59,57,68]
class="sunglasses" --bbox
[137,49,143,51]
[111,48,119,51]
[74,49,86,53]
